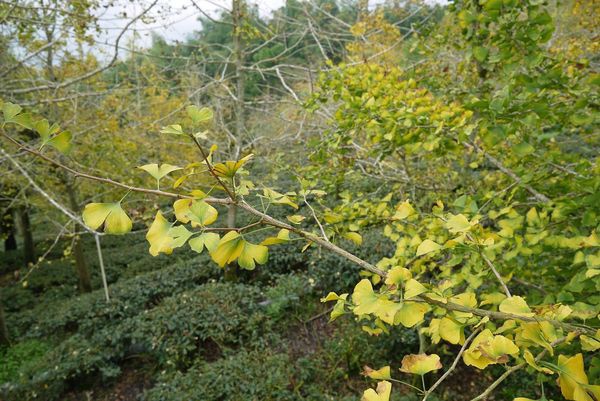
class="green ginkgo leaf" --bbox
[173,199,218,227]
[186,105,213,124]
[2,102,21,122]
[34,119,60,143]
[188,232,220,254]
[160,124,184,135]
[400,354,442,375]
[82,202,132,235]
[139,163,182,188]
[46,130,72,154]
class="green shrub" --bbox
[0,340,50,384]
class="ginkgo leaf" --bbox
[287,215,305,224]
[345,232,363,245]
[238,242,268,270]
[330,294,348,322]
[260,229,290,245]
[416,239,442,256]
[188,232,220,254]
[500,296,535,317]
[394,302,430,327]
[2,102,21,121]
[400,354,442,375]
[463,329,519,369]
[45,130,72,153]
[523,349,554,374]
[384,266,411,287]
[160,124,185,135]
[557,354,600,401]
[146,211,192,256]
[213,154,254,178]
[139,163,182,181]
[439,317,465,344]
[362,381,392,401]
[263,187,298,209]
[519,321,557,354]
[446,213,472,234]
[392,200,415,220]
[210,231,245,267]
[82,202,132,235]
[173,199,218,227]
[352,279,400,325]
[186,105,213,124]
[363,365,391,380]
[404,279,427,299]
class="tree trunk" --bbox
[18,206,35,266]
[0,296,9,347]
[66,182,92,293]
[2,209,17,251]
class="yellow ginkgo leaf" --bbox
[210,231,245,267]
[416,239,442,256]
[499,296,535,317]
[362,365,391,380]
[385,266,412,287]
[445,213,473,234]
[213,154,253,178]
[392,200,415,220]
[404,279,427,299]
[523,349,554,374]
[82,202,132,235]
[557,353,600,401]
[518,321,557,355]
[188,232,220,254]
[362,381,392,401]
[145,212,192,256]
[263,187,298,209]
[352,279,400,325]
[139,163,182,180]
[238,242,268,270]
[463,329,519,369]
[439,317,465,345]
[394,302,430,327]
[399,354,442,375]
[286,215,305,224]
[260,229,290,245]
[173,199,218,227]
[344,232,363,245]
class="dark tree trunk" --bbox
[65,182,92,293]
[18,206,35,266]
[0,295,9,347]
[2,209,17,251]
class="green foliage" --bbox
[0,340,50,384]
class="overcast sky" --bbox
[96,0,287,50]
